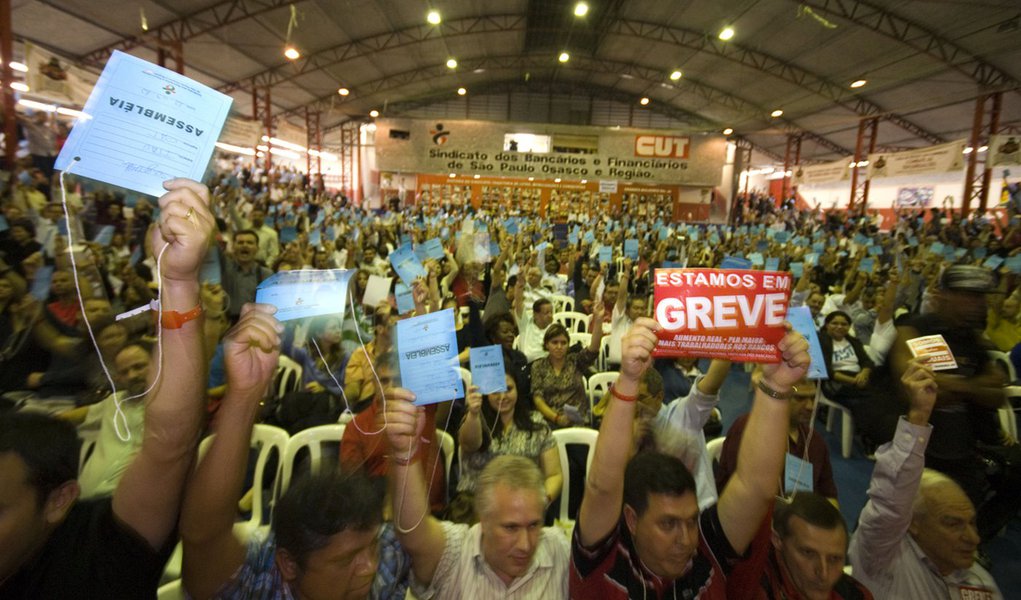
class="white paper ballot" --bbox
[255,269,353,322]
[362,275,393,307]
[55,50,233,197]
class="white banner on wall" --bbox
[374,118,727,186]
[24,42,94,106]
[220,116,262,147]
[988,134,1021,167]
[867,140,966,180]
[793,156,853,185]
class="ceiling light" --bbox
[446,58,458,69]
[338,87,350,96]
[473,68,486,74]
[719,27,735,41]
[473,174,481,179]
[850,79,867,88]
[558,52,570,63]
[10,82,28,92]
[369,109,379,118]
[554,178,562,183]
[457,87,467,96]
[427,10,441,25]
[669,70,682,81]
[528,177,535,181]
[449,173,457,178]
[723,128,734,135]
[9,61,28,72]
[620,73,634,80]
[979,145,988,152]
[581,179,587,184]
[574,2,589,17]
[639,97,650,106]
[770,109,784,118]
[963,147,973,154]
[283,46,300,60]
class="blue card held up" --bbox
[765,257,780,271]
[598,246,613,264]
[55,50,232,198]
[624,239,639,260]
[390,243,427,286]
[30,266,55,301]
[786,306,827,380]
[720,256,752,270]
[255,269,353,322]
[394,282,415,315]
[790,262,804,278]
[92,225,115,246]
[470,345,508,394]
[396,308,464,406]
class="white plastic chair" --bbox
[551,427,599,525]
[570,332,592,350]
[817,387,853,459]
[705,437,725,465]
[597,336,611,371]
[280,423,346,494]
[988,350,1021,437]
[551,293,575,313]
[555,310,590,334]
[586,371,619,411]
[437,429,455,500]
[274,355,303,400]
[457,367,472,391]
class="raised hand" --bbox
[383,388,425,456]
[465,385,482,415]
[619,317,660,384]
[151,179,215,283]
[901,359,937,424]
[760,324,811,391]
[223,303,281,398]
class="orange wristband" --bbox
[610,384,638,403]
[160,304,203,329]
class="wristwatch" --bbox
[757,378,793,400]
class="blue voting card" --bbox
[720,256,752,270]
[689,229,700,242]
[907,236,919,247]
[1005,255,1021,274]
[859,258,875,274]
[804,252,819,266]
[308,229,322,248]
[470,345,508,394]
[748,252,765,266]
[584,230,595,244]
[92,225,115,246]
[774,231,790,244]
[784,453,814,494]
[853,233,869,246]
[489,241,500,258]
[128,246,142,266]
[658,226,671,241]
[868,245,883,256]
[279,226,298,244]
[624,239,639,260]
[974,247,987,259]
[505,220,519,235]
[598,245,613,264]
[394,282,415,315]
[953,248,967,260]
[420,237,446,261]
[396,308,464,406]
[199,246,221,285]
[30,266,54,301]
[765,257,780,271]
[984,255,1005,270]
[790,262,804,278]
[568,231,578,245]
[929,241,945,255]
[786,306,827,380]
[400,233,412,247]
[255,269,353,322]
[389,244,425,286]
[812,242,825,253]
[54,51,232,198]
[473,232,492,263]
[756,240,769,252]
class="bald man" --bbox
[849,360,1002,599]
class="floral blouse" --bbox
[530,347,597,425]
[457,412,556,494]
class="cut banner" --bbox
[653,269,792,362]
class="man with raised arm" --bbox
[571,317,810,599]
[385,385,570,599]
[0,178,214,598]
[849,360,1002,599]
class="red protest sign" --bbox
[653,268,792,362]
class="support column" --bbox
[156,38,184,74]
[782,134,802,204]
[962,92,1002,215]
[733,138,752,225]
[304,107,321,177]
[251,83,272,172]
[848,117,879,212]
[0,0,17,168]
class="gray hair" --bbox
[912,469,964,519]
[474,455,545,518]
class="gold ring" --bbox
[185,208,195,221]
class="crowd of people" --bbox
[0,147,1018,599]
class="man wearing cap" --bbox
[886,265,1010,541]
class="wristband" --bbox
[757,378,793,400]
[610,384,638,403]
[391,449,420,466]
[161,303,204,329]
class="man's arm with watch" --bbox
[717,327,811,555]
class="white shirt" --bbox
[849,418,1002,600]
[606,304,631,365]
[412,521,569,600]
[517,309,549,363]
[77,393,146,499]
[655,375,721,511]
